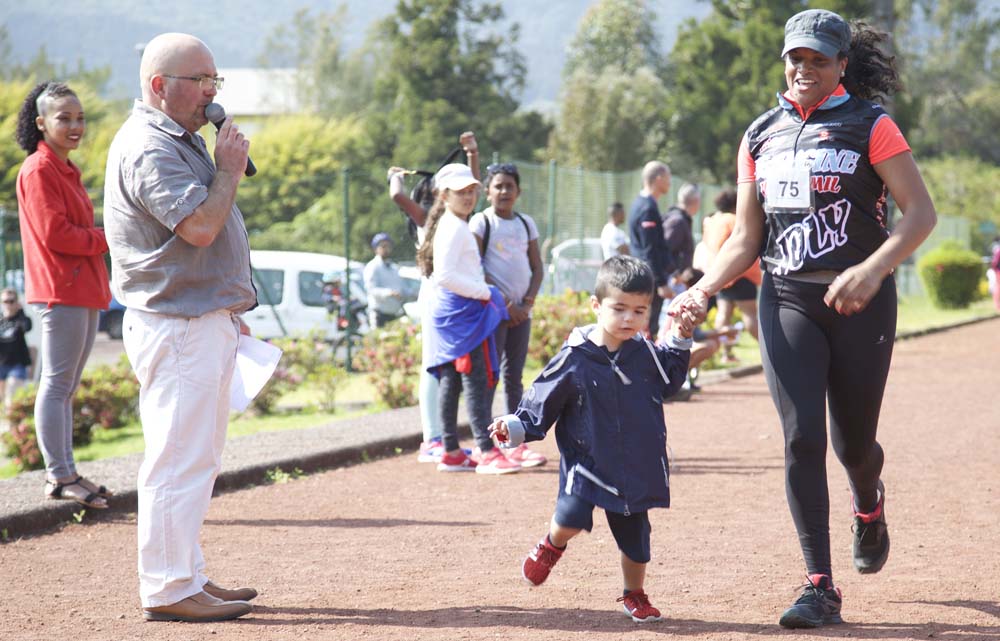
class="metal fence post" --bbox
[576,165,585,251]
[546,160,557,294]
[342,168,353,372]
[0,207,6,287]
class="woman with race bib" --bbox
[669,9,936,629]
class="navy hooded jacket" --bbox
[500,326,691,515]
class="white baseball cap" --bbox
[433,163,480,191]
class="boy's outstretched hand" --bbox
[488,418,510,445]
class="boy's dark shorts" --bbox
[553,492,651,563]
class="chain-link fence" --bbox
[493,157,970,297]
[0,166,974,300]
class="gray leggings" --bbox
[34,305,98,480]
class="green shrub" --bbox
[249,365,302,415]
[2,356,140,473]
[307,362,347,412]
[917,241,984,309]
[352,319,421,408]
[529,291,595,366]
[2,415,42,472]
[73,357,140,432]
[252,332,346,414]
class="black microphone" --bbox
[204,103,257,177]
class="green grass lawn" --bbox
[3,297,994,479]
[896,296,996,335]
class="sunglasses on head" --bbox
[486,162,519,176]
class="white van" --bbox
[243,250,367,340]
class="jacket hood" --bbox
[564,325,646,360]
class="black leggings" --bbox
[759,272,896,578]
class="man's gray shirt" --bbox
[103,101,256,318]
[363,255,406,317]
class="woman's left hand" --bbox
[823,264,883,316]
[667,288,709,326]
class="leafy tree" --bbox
[251,0,551,260]
[666,1,792,182]
[563,0,665,78]
[366,0,550,167]
[550,0,668,171]
[233,115,363,233]
[552,66,669,171]
[897,0,1000,163]
[257,7,378,119]
[920,155,1000,250]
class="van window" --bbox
[253,268,284,306]
[299,271,327,307]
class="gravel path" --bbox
[1,318,998,640]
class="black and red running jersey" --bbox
[738,85,910,276]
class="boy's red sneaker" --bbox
[618,589,662,623]
[522,536,564,586]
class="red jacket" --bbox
[16,142,111,309]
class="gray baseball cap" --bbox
[781,9,851,58]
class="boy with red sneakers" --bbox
[488,256,694,622]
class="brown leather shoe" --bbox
[204,580,258,602]
[143,590,251,622]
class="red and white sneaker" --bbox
[618,589,662,623]
[417,439,444,463]
[437,449,477,472]
[522,536,564,586]
[504,443,547,468]
[473,447,521,475]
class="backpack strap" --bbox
[479,212,531,258]
[479,216,491,257]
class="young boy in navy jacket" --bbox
[489,255,694,622]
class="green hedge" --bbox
[917,240,984,309]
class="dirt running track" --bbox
[2,318,998,641]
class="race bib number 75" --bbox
[765,165,812,212]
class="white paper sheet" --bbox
[230,335,283,412]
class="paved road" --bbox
[1,318,998,641]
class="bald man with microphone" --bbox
[103,33,258,623]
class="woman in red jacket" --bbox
[15,81,113,509]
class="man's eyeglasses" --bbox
[162,75,225,91]
[1,299,16,304]
[486,162,519,176]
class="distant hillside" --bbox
[0,0,709,108]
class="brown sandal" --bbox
[45,478,109,510]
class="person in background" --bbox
[669,9,937,629]
[662,183,700,292]
[601,202,630,259]
[628,161,674,337]
[470,162,547,468]
[14,80,113,511]
[363,232,406,329]
[104,32,258,623]
[657,269,739,392]
[0,288,33,411]
[701,188,761,362]
[387,131,479,464]
[989,236,1000,312]
[417,163,516,475]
